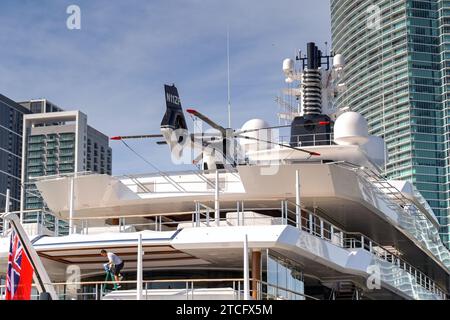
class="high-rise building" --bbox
[19,99,64,114]
[331,0,450,247]
[0,97,65,219]
[20,111,112,231]
[0,94,31,214]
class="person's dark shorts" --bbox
[112,262,124,276]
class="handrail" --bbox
[0,277,311,301]
[28,171,94,181]
[254,279,319,300]
[279,133,336,147]
[67,206,282,221]
[0,209,69,237]
[120,171,242,195]
[333,162,439,226]
[285,200,447,299]
[332,162,450,274]
[189,199,448,299]
[2,200,446,299]
[6,200,444,299]
[118,168,237,181]
[49,277,246,286]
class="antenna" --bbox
[227,27,231,128]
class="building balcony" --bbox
[28,146,44,151]
[59,144,75,149]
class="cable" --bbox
[120,139,162,173]
[120,140,186,192]
[190,114,203,135]
[237,134,319,157]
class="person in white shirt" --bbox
[101,249,124,287]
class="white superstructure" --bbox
[0,43,449,301]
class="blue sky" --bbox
[0,0,331,175]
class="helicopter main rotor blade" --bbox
[111,134,164,140]
[186,109,227,136]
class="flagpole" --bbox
[243,233,249,300]
[69,176,75,235]
[137,233,143,300]
[227,26,231,128]
[1,212,58,300]
[2,189,10,236]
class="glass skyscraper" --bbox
[0,94,31,214]
[331,0,450,247]
[0,97,65,218]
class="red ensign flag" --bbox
[5,230,34,300]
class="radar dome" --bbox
[239,119,272,152]
[334,111,369,145]
[283,58,295,82]
[333,54,345,69]
[283,59,294,75]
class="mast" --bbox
[227,27,231,128]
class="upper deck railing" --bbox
[120,169,242,195]
[0,278,315,301]
[331,161,450,271]
[333,162,439,225]
[4,160,449,299]
[279,133,335,147]
[0,200,446,299]
[6,198,443,300]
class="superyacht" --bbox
[0,42,449,300]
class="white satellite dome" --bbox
[239,119,272,151]
[283,58,295,82]
[333,54,345,69]
[334,111,369,145]
[241,118,270,130]
[283,58,294,75]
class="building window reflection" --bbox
[265,250,304,300]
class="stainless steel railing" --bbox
[0,209,69,238]
[120,171,242,195]
[283,201,447,300]
[24,197,443,300]
[0,278,313,301]
[279,133,336,147]
[1,198,446,299]
[184,200,447,300]
[332,162,450,273]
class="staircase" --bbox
[334,282,359,300]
